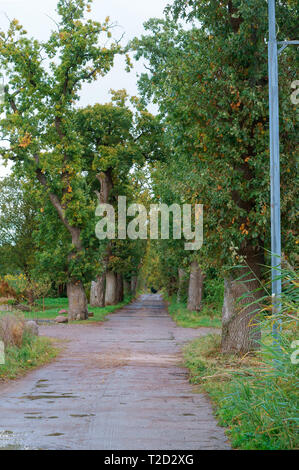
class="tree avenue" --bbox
[0,0,297,348]
[0,0,298,452]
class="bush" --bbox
[0,314,25,348]
[2,274,51,305]
[0,280,18,299]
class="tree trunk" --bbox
[67,281,88,321]
[105,271,117,306]
[90,274,105,307]
[177,268,187,303]
[95,169,113,305]
[115,273,124,303]
[221,246,263,354]
[187,261,204,311]
[96,170,113,205]
[131,276,138,296]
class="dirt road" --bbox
[0,294,230,450]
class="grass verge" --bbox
[76,295,133,324]
[183,332,299,450]
[0,334,59,381]
[167,297,222,328]
[0,295,134,323]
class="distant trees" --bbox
[0,176,38,277]
[75,91,164,307]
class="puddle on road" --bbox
[46,433,64,437]
[35,380,50,389]
[24,416,43,419]
[19,394,76,400]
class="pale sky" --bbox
[0,0,169,177]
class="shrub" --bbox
[0,280,18,299]
[0,314,25,348]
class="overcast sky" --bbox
[0,0,169,177]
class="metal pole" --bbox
[268,0,281,341]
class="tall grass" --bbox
[184,265,298,449]
[222,266,298,449]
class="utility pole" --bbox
[268,0,281,341]
[268,1,299,342]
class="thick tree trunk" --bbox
[131,276,138,296]
[177,268,187,303]
[115,273,124,303]
[187,261,204,311]
[67,281,88,321]
[105,271,117,306]
[90,281,97,305]
[95,169,113,305]
[221,246,263,354]
[90,274,105,307]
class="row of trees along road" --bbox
[0,0,297,353]
[133,0,298,352]
[0,0,164,319]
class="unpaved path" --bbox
[0,294,230,450]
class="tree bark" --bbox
[67,281,88,321]
[221,246,263,354]
[105,271,117,306]
[115,273,124,303]
[90,274,105,307]
[95,170,113,205]
[187,261,204,311]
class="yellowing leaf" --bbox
[18,132,32,148]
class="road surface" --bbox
[0,294,230,450]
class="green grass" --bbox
[183,332,299,450]
[8,295,134,323]
[0,333,59,381]
[24,297,69,320]
[76,295,133,324]
[167,297,222,328]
